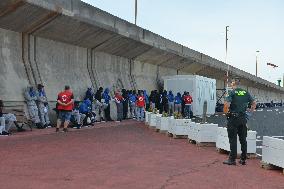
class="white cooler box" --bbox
[216,127,256,154]
[262,136,284,168]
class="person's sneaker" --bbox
[0,131,9,136]
[56,128,59,132]
[223,159,236,166]
[115,120,120,123]
[239,159,246,165]
[63,128,68,132]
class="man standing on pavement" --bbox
[56,85,74,132]
[223,78,256,166]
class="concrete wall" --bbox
[0,28,283,106]
[0,28,29,101]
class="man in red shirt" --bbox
[56,86,74,132]
[183,92,193,119]
[136,91,145,121]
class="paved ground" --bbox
[1,120,284,189]
[194,107,284,156]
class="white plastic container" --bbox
[160,117,170,131]
[216,127,256,154]
[155,114,162,130]
[145,111,151,125]
[170,119,191,136]
[149,113,161,128]
[163,75,216,116]
[188,123,218,143]
[262,136,284,168]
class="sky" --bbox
[82,0,284,85]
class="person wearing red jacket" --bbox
[56,85,74,132]
[136,91,145,121]
[183,92,193,119]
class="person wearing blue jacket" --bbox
[128,91,137,119]
[143,90,150,111]
[168,91,175,116]
[79,98,95,125]
[102,88,112,121]
[174,92,182,114]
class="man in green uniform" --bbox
[223,78,256,166]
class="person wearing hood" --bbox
[168,91,175,116]
[114,91,124,122]
[24,86,42,128]
[79,98,95,125]
[36,84,51,128]
[149,90,156,110]
[102,88,112,121]
[143,90,149,111]
[174,92,182,114]
[85,87,94,102]
[161,90,169,113]
[128,91,136,119]
[94,87,104,122]
[122,89,129,120]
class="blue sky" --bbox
[82,0,284,85]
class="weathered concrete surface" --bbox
[0,120,284,189]
[0,0,283,104]
[0,28,29,101]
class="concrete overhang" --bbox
[0,0,283,93]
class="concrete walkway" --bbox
[0,120,283,189]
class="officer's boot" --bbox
[223,159,236,166]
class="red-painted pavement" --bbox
[0,120,283,189]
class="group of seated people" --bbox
[0,100,25,136]
[0,85,194,135]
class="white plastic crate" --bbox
[216,127,256,154]
[262,136,284,168]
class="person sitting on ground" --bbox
[24,86,43,129]
[79,98,95,126]
[71,101,86,129]
[36,84,51,128]
[56,85,74,132]
[114,90,124,122]
[0,100,25,136]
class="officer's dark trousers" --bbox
[227,115,247,161]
